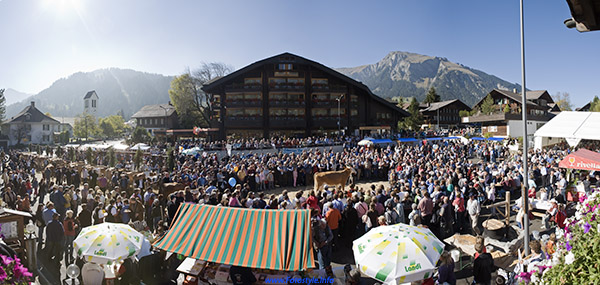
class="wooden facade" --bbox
[202,53,408,139]
[420,99,471,127]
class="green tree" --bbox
[459,110,473,117]
[590,96,600,112]
[169,74,204,128]
[74,113,99,139]
[131,126,151,144]
[399,97,423,130]
[423,87,441,104]
[552,92,573,111]
[166,146,175,171]
[0,89,5,123]
[479,94,495,115]
[68,147,75,162]
[169,63,233,128]
[85,148,94,165]
[99,119,115,138]
[108,147,116,167]
[56,130,70,144]
[99,115,128,137]
[56,146,64,158]
[134,148,143,170]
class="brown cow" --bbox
[162,182,185,196]
[313,167,355,192]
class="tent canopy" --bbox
[559,148,600,171]
[535,112,600,142]
[371,139,394,144]
[153,204,314,271]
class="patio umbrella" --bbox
[352,223,444,284]
[358,139,373,146]
[74,223,144,264]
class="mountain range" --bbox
[5,68,174,120]
[3,88,33,106]
[336,51,522,106]
[4,51,522,120]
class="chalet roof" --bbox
[488,89,539,107]
[203,76,223,86]
[576,102,591,111]
[83,90,98,99]
[420,99,471,112]
[525,90,548,100]
[202,52,409,117]
[6,102,60,124]
[131,104,177,118]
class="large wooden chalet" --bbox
[202,52,409,139]
[463,89,555,140]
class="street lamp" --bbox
[336,94,345,135]
[519,0,531,255]
[159,105,170,140]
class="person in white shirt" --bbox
[467,194,481,235]
[82,262,105,285]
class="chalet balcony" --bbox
[269,117,306,128]
[225,83,262,92]
[311,117,341,127]
[225,116,264,127]
[269,100,305,107]
[269,83,305,91]
[224,100,262,107]
[312,100,345,107]
[462,112,552,123]
[311,84,347,92]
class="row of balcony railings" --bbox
[223,83,347,91]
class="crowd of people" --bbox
[0,136,598,284]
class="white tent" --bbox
[534,111,600,149]
[130,143,150,151]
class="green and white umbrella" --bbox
[352,223,444,284]
[74,222,144,264]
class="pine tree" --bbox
[400,97,423,130]
[480,94,495,115]
[423,87,441,104]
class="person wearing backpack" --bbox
[384,201,400,225]
[63,210,78,265]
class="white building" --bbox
[2,101,62,146]
[83,90,99,116]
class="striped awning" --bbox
[153,204,315,271]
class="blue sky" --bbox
[0,0,598,107]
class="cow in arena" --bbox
[313,167,355,192]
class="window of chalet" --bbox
[311,108,328,117]
[278,64,293,70]
[330,108,346,116]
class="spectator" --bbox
[473,240,495,285]
[437,251,456,285]
[45,213,65,272]
[324,202,342,250]
[312,219,333,277]
[467,194,481,235]
[63,210,78,264]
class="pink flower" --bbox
[0,255,12,266]
[517,271,533,283]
